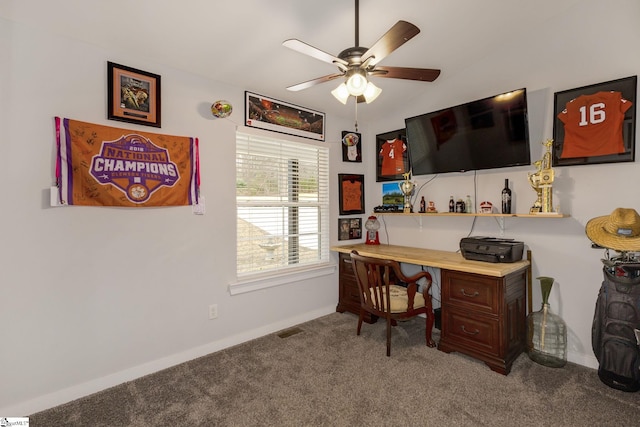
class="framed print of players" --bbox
[553,76,637,167]
[376,128,410,182]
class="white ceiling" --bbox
[1,0,583,120]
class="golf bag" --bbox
[592,266,640,392]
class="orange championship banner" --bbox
[55,117,199,207]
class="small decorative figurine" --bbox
[479,201,493,213]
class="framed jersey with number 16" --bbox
[552,75,636,167]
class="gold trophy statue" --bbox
[400,172,415,213]
[528,160,543,213]
[528,139,555,213]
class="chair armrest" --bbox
[394,269,432,289]
[395,269,433,310]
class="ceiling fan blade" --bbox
[361,20,420,66]
[372,66,441,82]
[286,73,345,91]
[283,39,349,67]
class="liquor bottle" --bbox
[465,195,473,213]
[501,179,512,214]
[449,196,455,212]
[419,196,426,213]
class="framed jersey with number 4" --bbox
[376,128,410,182]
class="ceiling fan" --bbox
[283,0,441,104]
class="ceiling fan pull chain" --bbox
[354,100,358,132]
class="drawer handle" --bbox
[461,325,480,335]
[460,289,479,298]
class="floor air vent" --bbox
[277,327,303,338]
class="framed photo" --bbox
[107,62,161,128]
[338,218,362,241]
[245,91,325,141]
[341,130,362,162]
[552,75,636,167]
[376,128,409,182]
[338,174,365,215]
[381,182,404,210]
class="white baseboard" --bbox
[1,305,336,417]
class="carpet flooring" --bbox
[30,312,640,426]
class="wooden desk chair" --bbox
[350,250,436,356]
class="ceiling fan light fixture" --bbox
[283,3,441,106]
[363,81,382,103]
[345,70,367,96]
[331,83,350,104]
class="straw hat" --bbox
[585,208,640,251]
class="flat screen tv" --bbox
[405,88,531,175]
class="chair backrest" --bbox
[351,251,417,316]
[350,250,432,315]
[350,251,398,314]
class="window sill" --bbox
[229,263,337,295]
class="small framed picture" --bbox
[382,182,404,210]
[338,174,365,215]
[376,128,409,182]
[552,75,636,167]
[338,218,362,241]
[108,62,161,128]
[341,130,362,162]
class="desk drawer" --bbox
[339,252,354,273]
[338,253,361,307]
[342,277,360,301]
[442,270,501,315]
[442,306,500,356]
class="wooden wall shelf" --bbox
[374,211,569,236]
[376,212,569,218]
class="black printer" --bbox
[460,237,524,263]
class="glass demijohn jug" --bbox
[526,276,567,367]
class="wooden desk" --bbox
[331,243,529,375]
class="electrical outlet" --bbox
[208,304,218,320]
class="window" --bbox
[236,132,330,280]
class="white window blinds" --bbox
[236,132,330,278]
